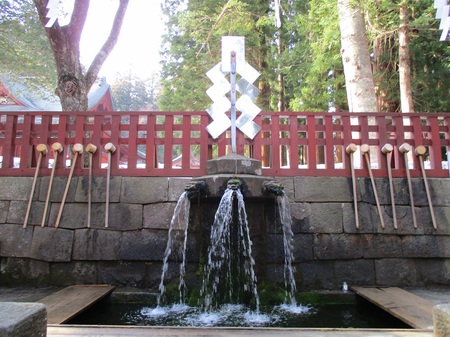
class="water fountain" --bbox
[200,179,260,311]
[152,150,306,326]
[154,36,302,322]
[157,180,206,306]
[98,164,406,328]
[98,36,415,329]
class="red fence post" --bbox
[91,114,103,172]
[128,115,139,169]
[19,114,32,169]
[324,115,335,170]
[306,115,317,171]
[144,114,155,171]
[181,114,191,169]
[271,114,280,172]
[2,115,17,169]
[39,115,51,169]
[427,117,442,169]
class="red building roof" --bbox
[0,75,115,112]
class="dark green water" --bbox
[68,299,411,329]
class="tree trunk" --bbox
[276,27,289,166]
[258,28,271,167]
[372,36,400,112]
[399,4,414,112]
[33,0,129,111]
[277,29,285,112]
[55,55,89,111]
[337,0,378,112]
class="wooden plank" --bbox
[38,284,115,324]
[351,286,434,330]
[47,326,435,337]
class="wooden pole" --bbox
[346,143,359,229]
[361,144,385,229]
[41,142,63,227]
[23,144,47,228]
[381,144,397,229]
[85,143,97,228]
[104,143,116,228]
[54,143,84,228]
[399,143,417,229]
[415,145,437,230]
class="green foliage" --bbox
[0,0,23,21]
[158,0,279,111]
[111,74,160,111]
[258,281,288,306]
[158,0,348,112]
[159,0,450,113]
[159,280,181,305]
[0,0,57,90]
[187,286,201,307]
[3,0,448,112]
[365,0,450,112]
[409,5,450,112]
[288,0,347,111]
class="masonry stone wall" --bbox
[0,175,449,291]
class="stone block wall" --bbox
[0,175,449,291]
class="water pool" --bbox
[68,297,411,329]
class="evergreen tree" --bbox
[158,0,450,113]
[112,74,160,111]
[366,0,450,112]
[0,0,57,89]
[158,0,279,111]
[287,0,347,112]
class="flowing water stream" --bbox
[155,182,309,325]
[158,191,190,306]
[67,181,410,329]
[277,192,297,305]
[200,188,260,311]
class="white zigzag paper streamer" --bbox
[205,37,261,139]
[435,0,450,41]
[45,0,74,28]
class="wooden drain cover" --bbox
[351,286,434,330]
[38,284,115,324]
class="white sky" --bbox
[80,0,164,83]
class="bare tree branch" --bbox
[365,10,398,38]
[196,0,231,58]
[68,0,89,49]
[32,0,129,110]
[33,0,86,70]
[85,0,129,90]
[33,0,66,56]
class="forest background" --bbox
[1,0,449,113]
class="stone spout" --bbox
[227,178,241,190]
[263,180,284,196]
[185,180,207,198]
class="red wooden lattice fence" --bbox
[0,111,449,178]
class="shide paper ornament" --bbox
[435,0,450,41]
[45,0,75,28]
[205,36,261,154]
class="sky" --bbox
[80,0,164,83]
